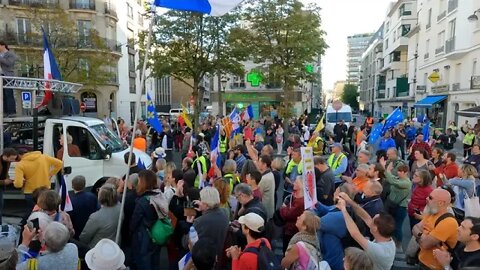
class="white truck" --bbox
[325,101,353,134]
[4,116,151,199]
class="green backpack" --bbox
[144,195,174,246]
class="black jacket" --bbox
[315,167,335,206]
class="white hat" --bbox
[238,213,265,233]
[153,147,166,158]
[85,239,125,270]
[198,132,205,138]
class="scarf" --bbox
[287,231,320,253]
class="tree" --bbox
[16,7,118,88]
[229,0,327,118]
[341,84,359,111]
[144,11,244,129]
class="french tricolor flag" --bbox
[154,0,244,16]
[37,27,62,108]
[59,174,73,212]
[241,105,254,122]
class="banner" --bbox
[301,147,317,209]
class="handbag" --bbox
[464,181,480,218]
[405,235,420,265]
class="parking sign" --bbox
[21,91,32,109]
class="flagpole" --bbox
[115,8,155,244]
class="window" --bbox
[128,53,135,72]
[155,77,171,105]
[66,126,102,160]
[391,51,401,62]
[79,58,89,78]
[448,19,456,39]
[399,3,412,17]
[138,12,143,26]
[473,59,477,76]
[16,18,31,43]
[129,77,136,93]
[426,39,430,52]
[437,31,445,49]
[130,102,136,125]
[140,102,146,118]
[385,22,390,33]
[401,24,411,36]
[127,3,133,18]
[427,9,432,28]
[77,20,92,46]
[385,38,389,50]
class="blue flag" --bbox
[137,158,146,170]
[369,122,384,145]
[210,124,221,168]
[422,121,430,142]
[154,0,244,16]
[382,107,404,134]
[146,93,163,134]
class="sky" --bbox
[301,0,392,90]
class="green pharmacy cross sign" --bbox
[306,64,314,73]
[247,71,263,87]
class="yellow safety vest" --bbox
[192,155,208,188]
[220,136,228,153]
[223,173,240,193]
[27,258,81,270]
[327,153,346,178]
[313,137,324,155]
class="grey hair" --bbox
[368,180,383,195]
[387,147,398,154]
[234,183,252,197]
[156,158,167,170]
[44,222,70,253]
[357,150,371,158]
[223,159,237,174]
[262,145,273,156]
[357,163,370,172]
[128,173,139,188]
[200,187,220,209]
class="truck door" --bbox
[61,123,104,188]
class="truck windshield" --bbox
[326,112,352,123]
[90,124,126,152]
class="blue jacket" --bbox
[406,127,417,141]
[378,138,396,151]
[68,191,99,240]
[312,203,347,270]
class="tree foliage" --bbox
[15,7,118,88]
[341,84,359,110]
[229,0,327,117]
[145,11,244,128]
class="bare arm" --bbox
[338,199,369,250]
[339,192,373,226]
[281,243,299,269]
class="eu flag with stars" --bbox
[382,107,404,134]
[146,93,163,134]
[369,122,384,145]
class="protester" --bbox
[447,164,478,210]
[257,155,275,219]
[16,222,78,270]
[281,211,322,269]
[225,213,272,270]
[407,169,434,229]
[327,143,348,185]
[68,175,99,240]
[410,148,434,178]
[246,170,263,200]
[79,183,121,248]
[464,144,480,172]
[233,183,267,222]
[37,190,75,237]
[343,247,374,270]
[279,176,305,253]
[0,147,17,224]
[56,133,81,160]
[314,156,335,205]
[85,238,127,270]
[284,147,303,198]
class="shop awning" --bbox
[456,106,480,117]
[413,95,448,108]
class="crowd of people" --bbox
[1,112,480,270]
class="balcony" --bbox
[395,77,409,97]
[432,84,449,93]
[376,89,386,99]
[437,10,447,21]
[8,0,59,8]
[435,46,445,55]
[448,0,458,13]
[104,2,117,18]
[424,53,430,59]
[451,83,461,91]
[445,37,455,53]
[471,76,480,89]
[69,0,95,10]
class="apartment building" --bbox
[378,0,417,116]
[359,24,384,117]
[411,0,480,128]
[347,33,374,85]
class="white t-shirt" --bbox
[366,239,396,270]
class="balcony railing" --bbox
[451,83,461,91]
[2,32,121,53]
[437,10,447,21]
[446,37,455,53]
[104,2,117,18]
[432,84,449,93]
[8,0,59,8]
[471,76,480,89]
[435,46,445,55]
[230,82,246,89]
[69,0,95,10]
[448,0,458,13]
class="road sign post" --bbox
[21,91,32,109]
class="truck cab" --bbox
[325,102,353,134]
[5,116,151,198]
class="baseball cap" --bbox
[330,142,343,149]
[238,213,265,233]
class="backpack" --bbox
[295,241,331,270]
[145,192,174,246]
[243,239,281,270]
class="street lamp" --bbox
[220,77,228,91]
[468,9,480,22]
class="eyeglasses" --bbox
[428,195,434,200]
[234,193,242,199]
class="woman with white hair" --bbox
[187,187,229,262]
[17,222,78,270]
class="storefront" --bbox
[413,95,448,128]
